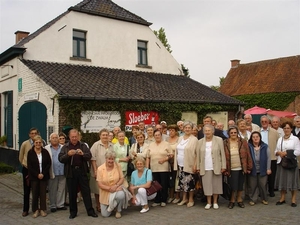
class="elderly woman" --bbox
[166,124,180,203]
[196,124,226,209]
[174,122,198,208]
[108,131,114,143]
[248,131,271,206]
[224,126,252,209]
[192,124,199,137]
[90,128,114,212]
[130,131,148,161]
[97,150,130,218]
[275,121,300,207]
[237,119,251,141]
[145,126,155,144]
[114,131,131,178]
[27,135,51,218]
[146,129,173,207]
[129,157,156,213]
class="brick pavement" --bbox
[0,173,299,225]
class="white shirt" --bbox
[37,153,42,173]
[275,135,300,164]
[204,141,213,170]
[177,138,189,167]
[261,128,269,145]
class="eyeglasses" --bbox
[30,132,37,135]
[59,137,65,140]
[261,121,268,123]
[35,142,42,144]
[230,132,237,134]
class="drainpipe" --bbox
[235,105,242,122]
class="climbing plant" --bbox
[234,92,299,111]
[58,99,239,145]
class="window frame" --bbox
[137,40,148,66]
[73,29,87,58]
[3,91,13,147]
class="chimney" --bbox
[230,59,240,68]
[15,31,30,44]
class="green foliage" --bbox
[154,27,172,53]
[234,92,299,110]
[0,135,7,145]
[181,64,190,77]
[210,77,225,91]
[58,99,238,146]
[0,162,15,174]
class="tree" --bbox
[210,77,225,91]
[181,64,190,77]
[154,27,190,77]
[153,27,172,53]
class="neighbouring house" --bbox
[219,56,300,116]
[0,0,241,155]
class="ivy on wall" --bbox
[58,99,239,145]
[234,92,299,111]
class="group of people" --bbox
[18,115,300,220]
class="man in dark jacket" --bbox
[59,129,97,219]
[198,116,227,140]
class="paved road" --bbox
[0,173,299,225]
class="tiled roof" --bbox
[21,59,241,105]
[70,0,152,26]
[14,0,151,48]
[219,56,300,96]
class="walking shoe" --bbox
[140,207,149,213]
[213,203,219,209]
[172,198,181,204]
[177,200,188,206]
[115,211,122,219]
[187,202,194,208]
[167,198,175,203]
[249,201,255,206]
[204,204,211,210]
[40,210,47,217]
[51,208,57,212]
[32,210,39,218]
[151,202,160,207]
[161,202,166,207]
[262,200,268,205]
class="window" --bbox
[3,91,13,147]
[137,40,148,65]
[73,30,86,58]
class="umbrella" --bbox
[266,110,297,118]
[244,105,267,115]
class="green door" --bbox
[18,101,47,149]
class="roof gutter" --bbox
[0,47,26,65]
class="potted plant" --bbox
[0,135,7,146]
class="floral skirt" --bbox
[176,166,195,192]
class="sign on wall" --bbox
[81,111,121,133]
[125,111,159,132]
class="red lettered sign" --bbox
[125,111,159,131]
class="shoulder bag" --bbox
[145,169,162,196]
[280,138,297,170]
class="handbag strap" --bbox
[280,138,283,152]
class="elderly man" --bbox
[45,133,66,212]
[138,121,147,136]
[155,123,168,140]
[244,114,260,132]
[228,120,235,127]
[19,127,40,217]
[271,116,284,137]
[216,122,228,138]
[197,116,227,140]
[177,120,184,136]
[260,115,279,197]
[292,116,300,174]
[111,126,129,145]
[59,129,97,219]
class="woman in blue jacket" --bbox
[248,131,271,206]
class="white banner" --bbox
[81,111,121,133]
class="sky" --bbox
[0,0,299,86]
